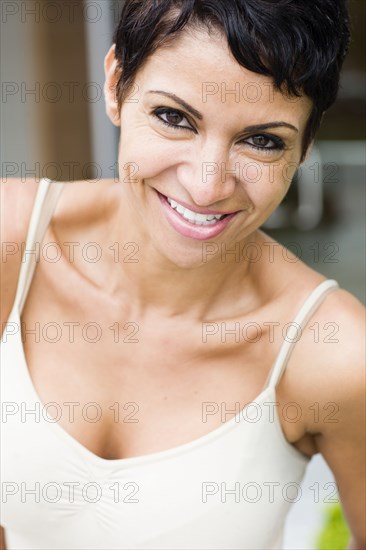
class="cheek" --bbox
[240,158,298,215]
[117,110,182,183]
[246,161,292,195]
[118,142,176,185]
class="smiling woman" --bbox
[104,26,313,258]
[0,1,365,549]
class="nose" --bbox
[177,141,238,207]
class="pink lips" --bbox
[156,191,239,241]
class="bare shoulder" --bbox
[1,178,41,330]
[0,178,115,331]
[257,230,365,436]
[1,178,40,240]
[306,287,364,402]
[315,288,365,421]
[285,284,365,435]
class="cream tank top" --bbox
[1,178,339,549]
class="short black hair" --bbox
[113,0,351,160]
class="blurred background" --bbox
[1,1,365,547]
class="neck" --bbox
[103,186,261,320]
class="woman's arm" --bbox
[0,527,7,550]
[308,291,366,548]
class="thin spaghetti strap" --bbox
[14,178,65,315]
[263,279,340,390]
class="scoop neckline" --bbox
[7,309,271,466]
[8,304,310,470]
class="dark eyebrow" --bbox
[147,90,203,120]
[147,90,298,132]
[244,122,299,133]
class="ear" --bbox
[104,44,121,127]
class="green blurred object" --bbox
[316,504,351,550]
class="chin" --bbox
[154,239,214,270]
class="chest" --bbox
[18,257,314,460]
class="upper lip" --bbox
[157,190,240,216]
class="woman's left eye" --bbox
[243,134,285,151]
[153,108,194,131]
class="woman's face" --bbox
[107,28,312,268]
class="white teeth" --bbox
[166,197,225,226]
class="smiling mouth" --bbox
[159,193,231,226]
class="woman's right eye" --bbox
[152,107,194,131]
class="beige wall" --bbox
[1,0,93,181]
